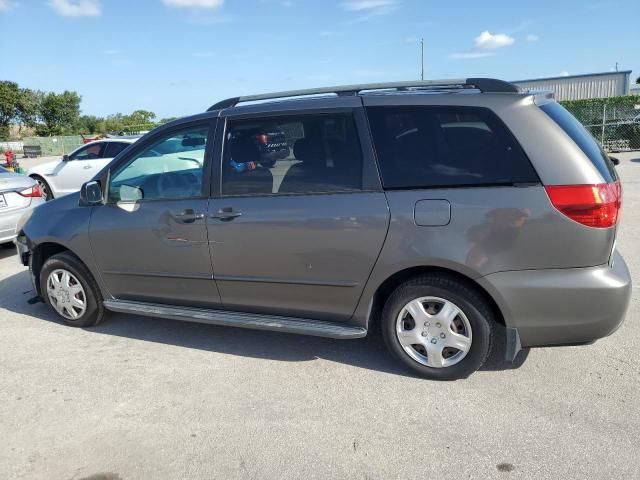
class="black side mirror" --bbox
[62,154,70,162]
[80,180,104,206]
[609,156,620,166]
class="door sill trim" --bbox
[102,299,367,339]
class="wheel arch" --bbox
[366,265,507,332]
[30,242,72,297]
[29,173,54,199]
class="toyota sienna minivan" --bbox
[16,78,631,380]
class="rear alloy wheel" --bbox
[396,296,472,368]
[382,274,495,380]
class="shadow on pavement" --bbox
[0,246,17,260]
[0,268,528,377]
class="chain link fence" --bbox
[21,135,84,156]
[561,96,640,152]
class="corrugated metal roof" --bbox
[511,70,632,83]
[512,71,632,101]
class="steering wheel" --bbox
[178,157,203,167]
[156,171,199,198]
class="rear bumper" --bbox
[0,200,43,243]
[479,250,632,347]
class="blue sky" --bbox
[1,0,637,118]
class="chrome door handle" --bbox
[83,165,93,169]
[211,207,242,221]
[173,209,205,223]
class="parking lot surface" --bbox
[1,153,639,480]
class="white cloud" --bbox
[343,0,396,11]
[449,52,494,59]
[162,0,223,7]
[49,0,101,16]
[560,71,569,77]
[474,30,515,49]
[0,0,16,12]
[526,34,539,42]
[342,0,397,21]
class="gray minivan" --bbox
[16,79,631,380]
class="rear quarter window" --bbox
[539,102,617,183]
[366,106,539,189]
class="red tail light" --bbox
[545,181,621,228]
[255,133,269,145]
[18,184,42,198]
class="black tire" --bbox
[40,251,106,327]
[30,175,53,201]
[381,274,496,380]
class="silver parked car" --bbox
[16,79,631,380]
[0,166,44,246]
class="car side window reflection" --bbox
[108,125,209,202]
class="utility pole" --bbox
[421,38,424,80]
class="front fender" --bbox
[21,193,110,299]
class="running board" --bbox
[102,300,367,339]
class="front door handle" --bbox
[211,207,242,221]
[173,209,205,223]
[83,165,93,169]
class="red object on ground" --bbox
[82,136,102,144]
[4,150,14,163]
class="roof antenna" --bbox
[420,38,425,81]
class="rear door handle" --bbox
[173,209,205,223]
[211,207,242,221]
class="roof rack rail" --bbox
[207,78,519,111]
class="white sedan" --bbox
[27,137,139,200]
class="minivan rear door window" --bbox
[366,106,539,190]
[539,102,617,183]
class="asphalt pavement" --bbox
[0,152,638,480]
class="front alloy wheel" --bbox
[40,251,106,327]
[46,269,87,320]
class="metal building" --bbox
[512,71,632,101]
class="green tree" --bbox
[159,117,178,125]
[0,80,20,140]
[76,115,102,134]
[38,90,81,136]
[128,109,156,124]
[636,75,640,84]
[16,88,41,133]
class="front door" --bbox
[208,106,389,321]
[55,142,111,196]
[89,120,220,307]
